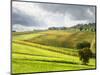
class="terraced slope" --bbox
[12,31,96,74]
[25,30,96,52]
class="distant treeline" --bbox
[13,23,96,32]
[48,23,96,32]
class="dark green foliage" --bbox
[76,41,93,65]
[79,48,93,65]
[79,27,83,31]
[71,23,96,32]
[48,27,67,30]
[76,41,90,49]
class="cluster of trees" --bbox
[48,27,67,30]
[76,41,93,65]
[72,23,96,32]
[48,23,96,32]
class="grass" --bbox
[12,59,95,74]
[25,31,95,51]
[12,30,96,74]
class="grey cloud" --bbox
[12,2,95,31]
[12,7,46,27]
[37,3,95,22]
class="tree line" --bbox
[48,23,96,32]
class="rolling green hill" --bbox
[12,30,96,74]
[25,30,96,53]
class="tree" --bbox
[79,48,92,65]
[76,41,90,49]
[76,41,93,65]
[79,27,83,31]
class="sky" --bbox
[12,1,96,31]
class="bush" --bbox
[76,41,90,49]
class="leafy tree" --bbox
[76,41,93,65]
[76,41,90,49]
[79,48,92,65]
[79,27,83,31]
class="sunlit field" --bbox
[12,30,96,74]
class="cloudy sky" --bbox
[12,1,95,31]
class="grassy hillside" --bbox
[25,30,96,52]
[12,30,96,74]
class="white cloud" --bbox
[64,12,89,27]
[12,24,34,32]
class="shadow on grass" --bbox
[13,52,94,67]
[12,58,95,75]
[13,40,78,57]
[13,52,60,58]
[80,64,94,66]
[13,58,79,65]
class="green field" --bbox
[12,30,96,74]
